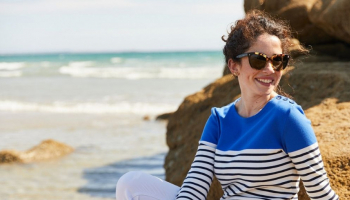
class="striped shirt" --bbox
[176,95,339,200]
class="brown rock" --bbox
[244,0,335,45]
[164,60,350,199]
[309,0,350,44]
[155,112,173,121]
[243,0,350,60]
[143,115,151,121]
[0,139,74,164]
[0,150,22,163]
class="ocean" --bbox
[0,51,225,200]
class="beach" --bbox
[0,51,224,199]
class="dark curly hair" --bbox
[222,10,298,64]
[222,10,309,97]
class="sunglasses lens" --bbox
[271,56,283,71]
[282,55,290,69]
[248,54,266,70]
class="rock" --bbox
[155,112,173,121]
[309,0,350,44]
[244,0,335,45]
[0,150,22,163]
[164,60,350,199]
[311,42,350,60]
[0,139,74,164]
[243,0,350,60]
[143,115,151,121]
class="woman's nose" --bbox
[263,60,275,73]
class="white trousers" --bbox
[116,171,180,200]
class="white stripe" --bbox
[215,148,282,155]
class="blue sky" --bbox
[0,0,244,54]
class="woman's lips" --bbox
[256,78,273,86]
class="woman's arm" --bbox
[288,143,338,199]
[283,105,339,200]
[176,141,216,200]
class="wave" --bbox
[0,100,177,115]
[0,62,25,70]
[110,57,123,64]
[59,65,222,79]
[0,52,225,79]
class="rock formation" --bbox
[244,0,350,59]
[0,139,74,164]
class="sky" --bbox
[0,0,245,54]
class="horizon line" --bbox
[0,49,224,56]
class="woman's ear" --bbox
[228,59,240,76]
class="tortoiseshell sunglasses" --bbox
[236,52,290,71]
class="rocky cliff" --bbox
[164,1,350,199]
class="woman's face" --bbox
[229,33,283,98]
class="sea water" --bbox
[0,51,224,200]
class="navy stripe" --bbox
[193,160,214,167]
[302,177,328,188]
[216,166,296,177]
[311,187,333,199]
[176,195,196,200]
[188,171,213,181]
[293,152,321,165]
[178,190,200,200]
[195,154,215,160]
[307,182,330,194]
[221,179,298,189]
[301,172,326,183]
[217,173,299,183]
[289,146,319,159]
[214,160,293,170]
[298,165,324,177]
[197,148,215,153]
[295,159,323,171]
[256,187,295,195]
[182,181,208,193]
[181,185,206,199]
[190,166,214,174]
[184,175,211,188]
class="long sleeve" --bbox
[176,141,216,200]
[176,108,220,200]
[283,105,339,200]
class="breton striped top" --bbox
[176,95,339,200]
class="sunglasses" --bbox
[236,52,290,71]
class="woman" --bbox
[116,10,339,200]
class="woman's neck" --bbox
[236,92,277,118]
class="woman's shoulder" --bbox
[271,95,306,117]
[210,100,237,118]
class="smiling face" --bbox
[228,33,283,99]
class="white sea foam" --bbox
[0,100,177,115]
[67,61,95,68]
[59,65,222,79]
[110,57,123,64]
[0,62,25,70]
